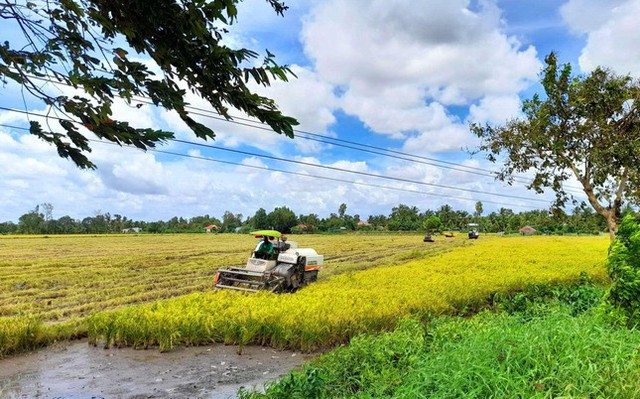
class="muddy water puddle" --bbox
[0,340,314,398]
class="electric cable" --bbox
[0,107,566,205]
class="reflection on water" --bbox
[0,340,312,398]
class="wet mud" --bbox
[0,340,314,398]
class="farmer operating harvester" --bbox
[214,230,323,293]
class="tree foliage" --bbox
[1,0,298,168]
[474,201,483,218]
[388,204,421,231]
[267,206,297,233]
[423,216,442,233]
[221,210,243,232]
[606,214,640,326]
[3,201,613,236]
[472,53,640,239]
[18,205,45,234]
[250,208,270,230]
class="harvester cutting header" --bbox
[214,230,323,293]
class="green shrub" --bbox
[240,318,428,399]
[247,304,640,398]
[492,274,603,317]
[606,214,640,326]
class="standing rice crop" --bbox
[88,236,609,351]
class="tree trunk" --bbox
[607,213,618,242]
[579,182,619,242]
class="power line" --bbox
[0,121,542,208]
[177,107,587,193]
[0,117,550,206]
[164,108,508,181]
[169,137,551,203]
[0,108,552,203]
[86,138,542,209]
[13,72,586,192]
[181,107,501,174]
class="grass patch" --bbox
[243,284,640,398]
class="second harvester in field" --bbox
[214,230,323,293]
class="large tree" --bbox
[18,206,45,234]
[472,53,640,240]
[1,0,298,168]
[388,204,421,231]
[251,208,270,230]
[267,206,297,233]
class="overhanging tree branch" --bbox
[0,0,299,169]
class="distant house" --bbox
[519,226,537,236]
[204,224,219,233]
[293,223,313,234]
[122,227,142,233]
[356,221,370,227]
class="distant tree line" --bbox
[1,201,632,236]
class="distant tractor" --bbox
[423,233,435,243]
[214,230,323,293]
[468,223,480,239]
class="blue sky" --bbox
[1,0,639,222]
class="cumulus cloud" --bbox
[252,65,339,137]
[0,1,561,223]
[97,153,169,196]
[301,0,541,153]
[467,95,522,125]
[403,122,474,154]
[159,64,339,154]
[561,0,640,76]
[303,1,541,98]
[0,122,558,223]
[560,0,627,34]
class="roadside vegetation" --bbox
[241,283,640,399]
[240,214,640,398]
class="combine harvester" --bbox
[214,230,323,293]
[467,223,480,239]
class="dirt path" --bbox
[0,340,315,398]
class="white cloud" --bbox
[257,66,338,129]
[0,123,556,223]
[0,1,562,223]
[158,64,339,154]
[403,122,475,154]
[303,1,540,99]
[98,152,169,195]
[467,95,522,125]
[561,0,640,76]
[301,0,540,153]
[560,0,627,34]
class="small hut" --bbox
[204,224,219,233]
[519,225,537,236]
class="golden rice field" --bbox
[0,233,462,356]
[86,235,610,352]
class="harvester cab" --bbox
[468,223,480,239]
[214,230,323,293]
